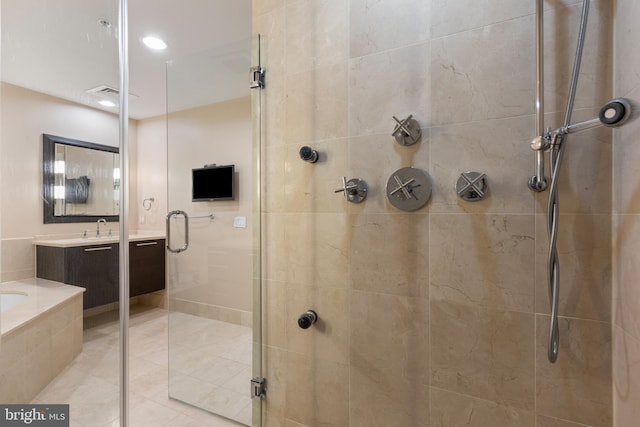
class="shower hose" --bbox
[545,0,590,364]
[546,136,566,363]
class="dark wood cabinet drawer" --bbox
[65,244,119,309]
[130,239,166,297]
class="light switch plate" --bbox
[233,216,247,228]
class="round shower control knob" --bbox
[297,310,318,329]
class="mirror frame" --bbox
[43,133,120,224]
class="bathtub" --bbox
[0,278,85,403]
[0,292,27,313]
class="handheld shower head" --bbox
[599,97,632,127]
[546,97,633,137]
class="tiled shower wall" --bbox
[613,1,640,426]
[254,1,614,426]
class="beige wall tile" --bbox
[284,138,348,213]
[431,387,535,427]
[285,351,349,427]
[613,214,640,340]
[536,315,611,427]
[613,99,640,214]
[350,369,428,427]
[253,0,283,18]
[263,280,287,349]
[0,359,27,403]
[535,214,611,321]
[431,0,533,39]
[431,300,535,410]
[285,284,349,364]
[430,214,535,312]
[283,213,350,288]
[285,65,348,144]
[350,291,429,426]
[431,16,534,125]
[350,213,429,297]
[253,7,286,78]
[350,0,430,58]
[285,0,348,74]
[264,145,287,213]
[429,115,535,214]
[613,326,640,427]
[613,5,640,422]
[537,415,592,427]
[350,291,428,382]
[1,238,35,282]
[263,345,287,422]
[349,43,430,137]
[615,0,640,97]
[543,1,613,114]
[263,213,287,282]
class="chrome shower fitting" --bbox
[529,97,633,153]
[297,310,318,329]
[392,115,422,146]
[385,167,431,211]
[335,176,367,203]
[299,146,319,163]
[456,172,488,202]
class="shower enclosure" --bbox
[254,0,618,425]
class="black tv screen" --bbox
[192,164,235,201]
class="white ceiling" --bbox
[1,0,252,119]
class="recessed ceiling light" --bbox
[142,36,167,50]
[98,100,116,107]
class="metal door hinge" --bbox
[250,66,265,89]
[251,377,266,399]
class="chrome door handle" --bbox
[166,210,189,253]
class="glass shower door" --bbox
[166,38,262,426]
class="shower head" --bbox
[599,97,632,127]
[549,97,633,137]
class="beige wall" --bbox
[0,83,138,281]
[138,97,253,316]
[255,0,613,425]
[612,1,640,426]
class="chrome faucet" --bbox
[96,218,107,237]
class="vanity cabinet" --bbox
[36,238,165,309]
[129,240,166,297]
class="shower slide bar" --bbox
[528,0,631,363]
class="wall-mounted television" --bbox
[192,164,235,202]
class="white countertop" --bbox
[33,234,165,248]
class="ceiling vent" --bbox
[86,85,139,100]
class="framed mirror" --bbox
[43,133,119,223]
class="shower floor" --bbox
[31,305,251,427]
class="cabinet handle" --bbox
[84,246,113,252]
[136,242,158,247]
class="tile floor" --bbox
[32,305,253,427]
